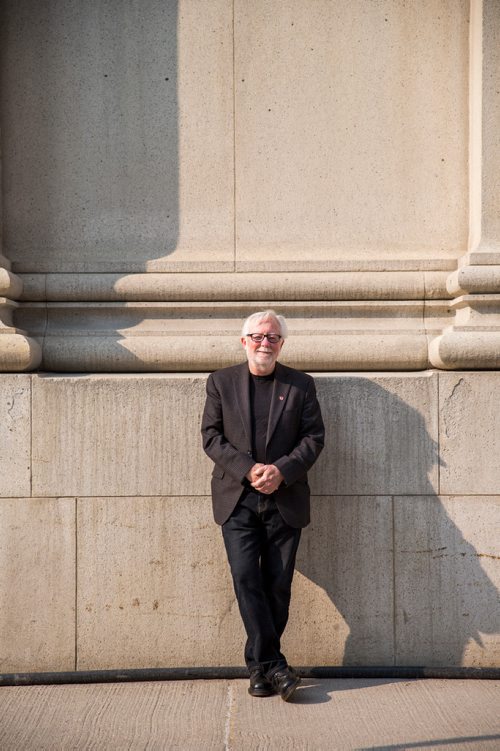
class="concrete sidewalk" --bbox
[0,678,498,750]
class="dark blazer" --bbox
[201,361,325,528]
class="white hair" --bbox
[241,310,288,339]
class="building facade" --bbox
[0,0,499,671]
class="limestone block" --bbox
[394,496,500,667]
[32,373,441,498]
[285,496,394,666]
[235,0,468,269]
[0,375,31,497]
[2,0,233,272]
[310,373,439,495]
[77,495,393,669]
[0,497,75,672]
[76,496,242,669]
[32,375,212,497]
[439,373,500,494]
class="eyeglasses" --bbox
[246,333,282,344]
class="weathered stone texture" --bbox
[19,271,451,303]
[394,495,500,667]
[439,373,500,495]
[32,375,212,497]
[2,0,234,273]
[77,495,397,669]
[1,372,499,671]
[16,300,439,372]
[235,0,468,269]
[285,496,394,666]
[31,373,441,498]
[0,497,75,672]
[0,375,31,497]
[77,496,241,669]
[311,373,439,495]
[483,0,500,243]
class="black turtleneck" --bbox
[249,370,275,463]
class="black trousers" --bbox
[222,490,301,677]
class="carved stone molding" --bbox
[0,296,42,372]
[428,0,500,370]
[18,271,450,303]
[15,299,452,372]
[0,254,41,373]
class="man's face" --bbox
[241,318,284,375]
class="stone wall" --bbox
[0,372,498,672]
[0,1,499,672]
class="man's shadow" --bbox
[289,377,499,671]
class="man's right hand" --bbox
[245,463,265,484]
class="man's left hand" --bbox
[251,464,284,494]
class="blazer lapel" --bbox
[266,362,292,448]
[233,363,252,448]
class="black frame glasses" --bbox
[246,333,282,344]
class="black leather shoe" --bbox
[270,667,301,701]
[248,669,274,697]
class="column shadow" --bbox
[296,378,500,668]
[0,0,179,274]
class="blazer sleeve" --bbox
[201,372,255,483]
[273,376,325,486]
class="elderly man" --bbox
[201,310,325,700]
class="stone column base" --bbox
[0,298,42,372]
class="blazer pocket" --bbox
[212,466,225,479]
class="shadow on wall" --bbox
[294,379,500,667]
[0,0,179,273]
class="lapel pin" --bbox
[279,395,284,400]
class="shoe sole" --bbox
[248,687,274,697]
[280,677,301,702]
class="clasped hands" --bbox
[246,463,284,495]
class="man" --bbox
[201,310,325,701]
